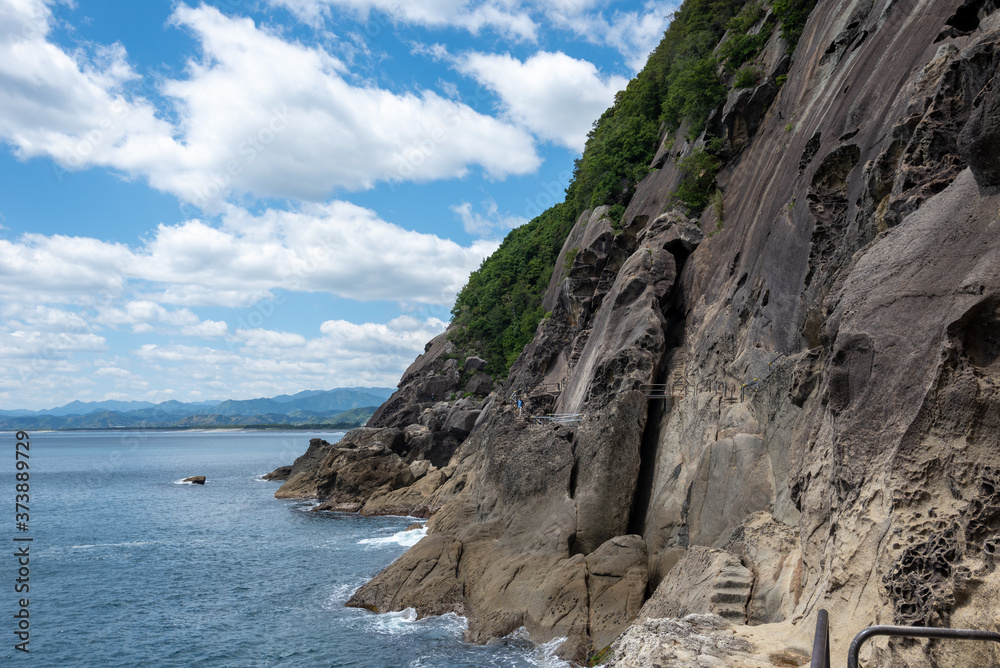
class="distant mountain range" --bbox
[0,387,395,430]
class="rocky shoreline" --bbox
[273,1,1000,665]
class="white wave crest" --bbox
[497,627,574,667]
[358,526,427,548]
[369,609,467,638]
[530,636,573,667]
[70,541,156,551]
[370,607,419,635]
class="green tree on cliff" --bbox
[450,0,818,378]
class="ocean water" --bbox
[2,430,569,667]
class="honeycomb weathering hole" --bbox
[958,298,1000,369]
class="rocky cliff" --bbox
[282,0,1000,664]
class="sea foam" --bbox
[368,609,468,638]
[70,540,156,550]
[357,525,427,548]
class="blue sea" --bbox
[2,430,569,667]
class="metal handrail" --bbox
[810,609,831,668]
[532,413,582,425]
[847,625,1000,668]
[740,379,760,402]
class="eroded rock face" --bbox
[604,614,769,668]
[586,535,649,650]
[342,205,692,660]
[958,58,1000,188]
[723,512,803,625]
[273,437,337,498]
[298,1,1000,664]
[360,467,449,518]
[640,546,752,624]
[555,221,680,414]
[261,465,292,481]
[634,2,1000,664]
[368,326,493,430]
[274,430,413,504]
[346,534,464,617]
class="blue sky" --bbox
[0,0,676,410]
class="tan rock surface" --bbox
[283,2,1000,665]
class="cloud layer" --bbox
[0,0,676,409]
[0,312,449,409]
[0,202,494,308]
[0,2,540,209]
[269,0,677,69]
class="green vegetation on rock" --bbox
[772,0,819,50]
[450,202,579,377]
[673,139,724,214]
[718,1,769,72]
[734,65,764,88]
[450,0,818,378]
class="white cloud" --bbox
[0,233,131,303]
[92,366,150,390]
[456,50,628,151]
[451,199,527,237]
[0,2,540,210]
[317,315,448,356]
[87,301,226,337]
[183,320,229,338]
[0,201,494,308]
[0,304,89,332]
[123,315,448,402]
[0,359,95,408]
[94,366,142,379]
[235,328,308,349]
[141,202,495,306]
[271,1,675,71]
[540,0,677,71]
[0,330,106,359]
[136,344,242,365]
[268,0,538,40]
